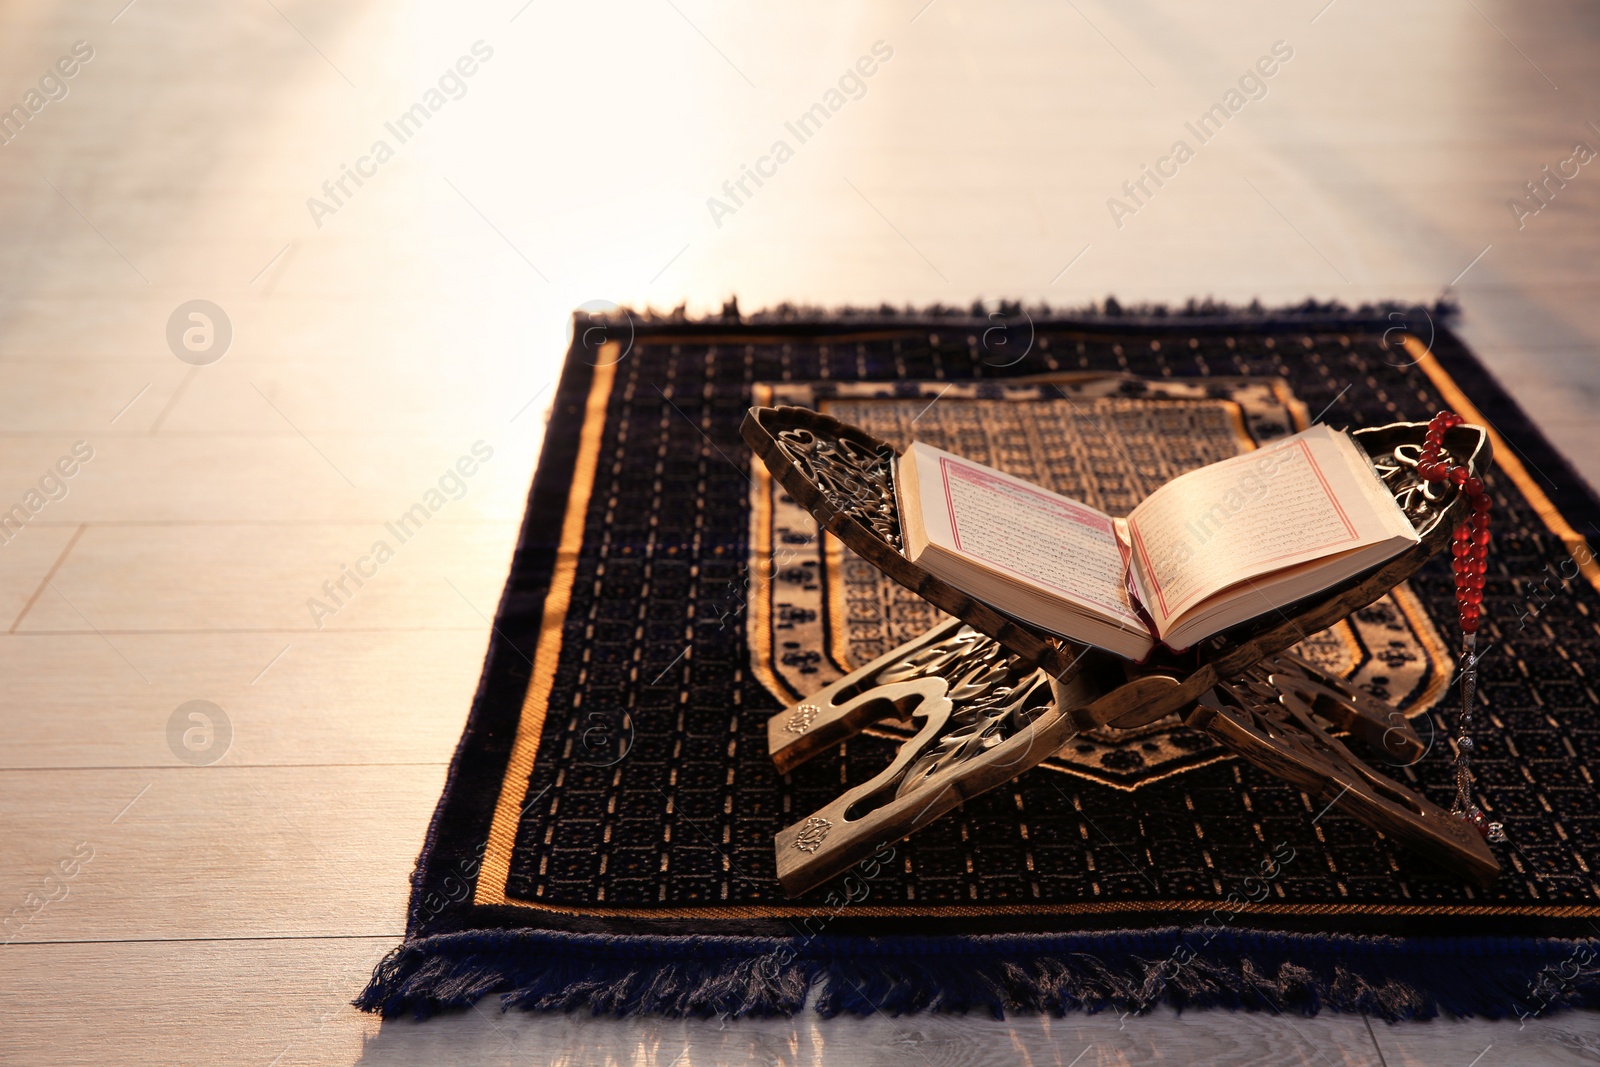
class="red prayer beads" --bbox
[1417,411,1491,634]
[1418,410,1504,843]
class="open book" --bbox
[895,424,1419,660]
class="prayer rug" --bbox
[360,304,1600,1021]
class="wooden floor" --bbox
[2,0,1598,1063]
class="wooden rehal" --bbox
[741,405,1499,896]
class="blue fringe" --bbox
[355,928,1600,1022]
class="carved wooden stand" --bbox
[741,406,1500,896]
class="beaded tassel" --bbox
[1418,411,1505,843]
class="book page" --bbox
[1126,425,1401,630]
[907,444,1142,626]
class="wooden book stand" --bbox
[741,406,1499,896]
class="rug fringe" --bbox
[355,928,1600,1023]
[605,295,1459,328]
[355,931,820,1020]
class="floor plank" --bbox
[0,767,437,942]
[1373,1015,1600,1067]
[13,522,516,634]
[0,630,486,769]
[0,939,389,1067]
